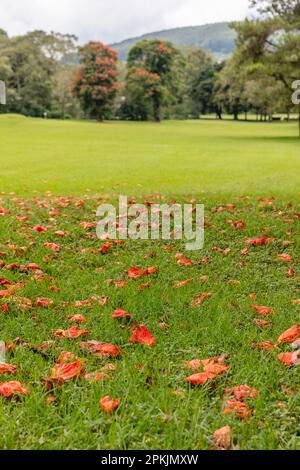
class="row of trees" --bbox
[0,29,80,118]
[0,0,299,124]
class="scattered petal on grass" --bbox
[246,237,269,246]
[278,351,300,367]
[68,314,87,324]
[174,279,193,288]
[276,324,299,346]
[0,362,17,376]
[252,341,275,350]
[254,319,273,328]
[126,266,158,279]
[129,324,156,347]
[177,257,193,266]
[33,225,47,233]
[224,385,258,401]
[36,297,53,307]
[54,325,90,339]
[185,372,216,385]
[277,254,292,263]
[42,359,85,389]
[0,381,29,397]
[44,242,60,252]
[223,399,252,419]
[204,363,229,376]
[84,372,111,382]
[213,425,231,450]
[80,341,121,358]
[186,355,227,371]
[251,305,273,316]
[99,395,120,413]
[112,308,131,319]
[193,292,213,306]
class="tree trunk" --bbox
[152,94,161,122]
[216,107,222,120]
[298,103,300,138]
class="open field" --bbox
[0,114,300,197]
[0,116,299,450]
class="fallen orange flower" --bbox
[277,253,292,263]
[0,362,17,376]
[33,225,47,233]
[57,351,77,363]
[68,314,87,324]
[99,395,120,413]
[112,308,131,319]
[251,305,273,316]
[186,356,226,370]
[185,371,216,385]
[246,237,269,246]
[252,341,275,350]
[254,318,273,328]
[98,242,112,254]
[223,399,252,419]
[44,242,60,252]
[276,324,299,346]
[204,363,229,376]
[129,324,156,347]
[213,425,231,450]
[80,221,97,229]
[177,257,193,266]
[84,372,111,382]
[36,297,53,307]
[278,351,300,367]
[174,279,193,288]
[0,381,29,397]
[24,263,41,271]
[224,385,258,401]
[42,359,85,388]
[193,292,213,306]
[126,266,158,279]
[54,325,90,339]
[80,341,121,358]
[287,268,295,278]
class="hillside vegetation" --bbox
[111,22,236,61]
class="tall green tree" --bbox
[231,0,300,133]
[185,49,220,117]
[3,34,54,116]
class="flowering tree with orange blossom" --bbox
[126,40,179,121]
[72,42,119,121]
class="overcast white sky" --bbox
[1,0,251,44]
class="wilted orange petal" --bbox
[0,381,29,397]
[213,425,231,450]
[276,324,299,346]
[223,399,251,419]
[112,308,131,319]
[129,324,156,347]
[0,362,17,376]
[278,351,300,367]
[185,372,216,385]
[251,305,273,316]
[99,395,120,413]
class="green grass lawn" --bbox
[0,115,299,450]
[0,114,299,197]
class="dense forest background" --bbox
[0,0,299,123]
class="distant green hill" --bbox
[111,22,236,61]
